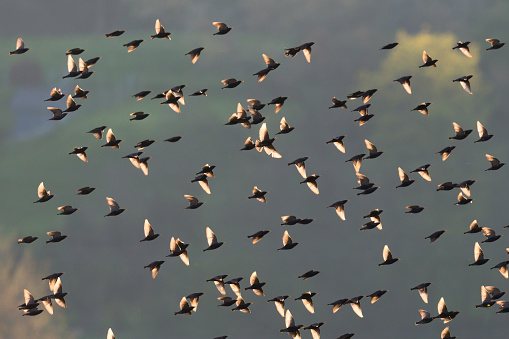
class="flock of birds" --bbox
[10,18,509,339]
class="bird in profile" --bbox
[380,42,398,50]
[475,286,495,308]
[105,30,125,38]
[411,283,431,303]
[151,19,171,39]
[101,129,122,148]
[280,310,303,338]
[434,297,459,323]
[73,85,90,99]
[415,309,434,325]
[62,55,80,78]
[486,38,505,50]
[62,95,81,113]
[66,48,85,55]
[20,290,43,316]
[231,297,251,313]
[160,90,181,113]
[412,102,432,116]
[328,200,349,221]
[449,122,472,140]
[455,192,473,205]
[295,292,317,313]
[453,75,474,95]
[184,195,203,209]
[144,261,165,279]
[140,219,160,242]
[347,296,364,318]
[362,89,379,103]
[85,56,101,67]
[379,245,399,266]
[352,104,374,126]
[174,297,194,315]
[405,205,425,214]
[347,90,364,100]
[185,47,205,64]
[191,174,211,194]
[245,271,266,296]
[485,154,505,171]
[47,107,67,120]
[278,230,299,251]
[441,326,457,339]
[104,197,126,217]
[87,126,107,139]
[328,298,349,313]
[130,111,150,121]
[394,75,413,94]
[204,227,225,251]
[425,230,446,243]
[69,147,88,162]
[57,205,79,215]
[267,96,289,114]
[366,290,388,304]
[247,98,265,111]
[288,157,309,178]
[167,237,189,266]
[221,78,243,89]
[326,135,346,153]
[18,236,38,244]
[45,88,65,101]
[329,97,347,109]
[475,121,493,142]
[298,270,319,280]
[225,277,243,298]
[345,154,365,173]
[241,137,255,151]
[419,50,438,68]
[253,54,281,82]
[464,219,482,234]
[277,117,294,135]
[364,139,383,159]
[76,58,93,79]
[217,296,236,307]
[300,175,320,194]
[481,227,502,243]
[491,260,509,279]
[247,230,271,244]
[437,146,456,161]
[469,242,490,266]
[187,292,205,312]
[267,295,290,317]
[453,41,472,58]
[436,182,457,191]
[132,91,152,101]
[213,22,233,35]
[46,231,68,244]
[165,136,182,142]
[281,216,301,226]
[256,123,281,158]
[207,275,228,295]
[34,182,54,203]
[410,164,432,181]
[337,333,356,339]
[10,37,30,55]
[123,39,144,52]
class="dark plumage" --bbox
[419,50,438,68]
[123,39,144,53]
[129,112,150,121]
[437,146,456,161]
[213,22,233,35]
[277,230,299,251]
[405,205,425,214]
[411,282,431,303]
[76,186,96,195]
[87,126,107,140]
[165,136,182,143]
[486,38,505,50]
[452,41,472,58]
[326,135,346,153]
[190,89,208,96]
[379,245,399,266]
[485,154,505,171]
[329,97,347,109]
[247,230,271,244]
[453,75,473,95]
[380,42,398,50]
[221,78,243,89]
[449,122,473,140]
[151,19,171,39]
[105,30,125,38]
[300,174,320,195]
[45,88,65,101]
[298,270,319,280]
[185,47,205,64]
[425,230,446,243]
[469,242,490,266]
[267,96,289,114]
[34,182,54,203]
[412,102,432,116]
[104,197,126,217]
[18,236,38,244]
[66,48,85,55]
[394,75,413,94]
[10,38,30,55]
[132,91,152,101]
[46,231,68,244]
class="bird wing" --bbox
[457,192,467,203]
[418,309,430,320]
[485,286,501,297]
[184,194,199,205]
[335,204,346,221]
[486,154,500,167]
[452,122,463,135]
[282,230,292,246]
[41,298,53,315]
[437,297,448,314]
[140,159,149,176]
[198,178,211,194]
[398,167,409,182]
[307,181,319,195]
[213,22,227,30]
[383,245,392,261]
[179,297,190,310]
[214,281,226,295]
[38,182,48,198]
[76,152,87,163]
[16,37,24,50]
[334,140,346,153]
[280,117,289,131]
[106,197,120,212]
[474,242,484,261]
[107,328,115,339]
[469,220,480,231]
[285,309,295,328]
[274,300,285,317]
[229,283,242,298]
[144,219,154,237]
[24,289,35,305]
[106,128,116,144]
[302,46,312,63]
[481,285,491,303]
[294,162,307,179]
[155,19,164,34]
[47,231,61,237]
[302,297,315,314]
[419,170,432,182]
[352,158,362,173]
[78,58,86,72]
[422,50,431,63]
[460,80,472,94]
[221,78,234,85]
[477,121,488,138]
[262,54,276,66]
[250,271,259,286]
[486,38,500,46]
[418,288,429,303]
[356,173,370,186]
[482,227,496,238]
[67,55,77,73]
[441,327,450,339]
[350,302,363,318]
[206,227,218,246]
[237,102,247,118]
[259,123,270,142]
[53,277,63,294]
[402,80,412,94]
[247,99,261,106]
[365,139,377,153]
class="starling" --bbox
[191,174,211,194]
[62,55,80,78]
[284,46,300,58]
[37,295,53,315]
[352,103,371,115]
[18,236,38,244]
[363,209,384,219]
[441,326,457,339]
[337,334,356,339]
[425,230,446,243]
[247,230,271,244]
[249,108,266,125]
[419,50,438,68]
[151,19,171,39]
[449,122,473,140]
[217,296,236,307]
[298,270,319,280]
[437,146,456,161]
[140,219,160,242]
[144,261,165,279]
[347,296,364,318]
[69,146,88,162]
[415,309,434,325]
[101,128,122,148]
[197,164,216,178]
[174,297,194,315]
[46,231,68,244]
[221,78,243,89]
[436,182,457,191]
[66,48,85,55]
[57,205,79,215]
[62,95,81,113]
[497,301,509,314]
[328,298,349,313]
[207,275,228,295]
[481,227,502,243]
[364,290,387,304]
[326,135,346,153]
[10,37,30,55]
[73,85,90,99]
[267,96,289,114]
[469,242,490,266]
[491,261,509,279]
[256,123,281,158]
[411,283,431,303]
[104,197,126,217]
[345,154,365,173]
[485,154,505,171]
[132,91,151,101]
[34,182,55,203]
[453,75,473,95]
[278,230,299,251]
[84,56,101,67]
[185,47,205,64]
[76,58,93,79]
[435,297,460,323]
[213,22,233,35]
[267,295,289,317]
[280,310,303,338]
[364,139,383,159]
[47,107,68,121]
[329,97,347,109]
[295,292,317,314]
[241,136,255,151]
[20,290,42,316]
[253,54,281,82]
[165,136,182,143]
[379,245,399,266]
[45,88,65,101]
[130,112,150,121]
[405,205,425,214]
[485,286,505,300]
[328,200,349,221]
[394,75,413,94]
[357,186,379,196]
[300,174,320,195]
[88,126,107,140]
[455,192,473,205]
[354,173,374,191]
[105,30,125,38]
[245,271,266,296]
[352,103,374,125]
[362,89,379,103]
[187,292,205,312]
[410,164,432,181]
[225,278,243,298]
[231,297,251,313]
[247,99,265,110]
[457,179,476,196]
[276,117,294,134]
[360,221,381,231]
[123,39,144,52]
[299,42,315,62]
[281,215,301,226]
[486,38,505,50]
[136,157,150,176]
[412,102,432,116]
[475,121,493,142]
[160,90,181,113]
[134,140,155,150]
[167,237,189,266]
[299,218,314,225]
[380,42,398,50]
[190,88,208,96]
[347,90,364,100]
[464,219,481,234]
[452,41,472,57]
[204,227,225,251]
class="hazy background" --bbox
[2,0,509,338]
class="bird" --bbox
[104,197,126,217]
[207,275,228,295]
[63,95,81,113]
[300,175,320,194]
[396,167,415,188]
[160,90,181,113]
[20,290,42,316]
[366,290,388,304]
[73,85,90,99]
[475,121,493,142]
[298,270,319,280]
[288,157,309,178]
[69,147,88,162]
[452,41,472,57]
[10,37,30,55]
[253,54,281,82]
[105,30,125,38]
[412,102,432,116]
[47,107,68,121]
[394,75,413,94]
[411,283,431,303]
[278,230,299,251]
[329,97,347,109]
[455,192,473,205]
[184,195,203,209]
[469,242,490,266]
[18,236,38,244]
[185,47,205,64]
[436,182,457,191]
[267,295,290,317]
[380,42,398,49]
[281,215,302,226]
[360,220,381,231]
[46,231,68,244]
[87,126,107,140]
[485,154,505,171]
[256,123,281,158]
[357,186,379,196]
[101,129,122,148]
[189,88,208,97]
[34,182,54,203]
[217,296,236,307]
[280,310,303,338]
[187,292,205,312]
[213,22,233,35]
[241,137,255,151]
[107,328,115,339]
[66,48,85,55]
[57,205,79,215]
[491,261,509,279]
[415,309,434,325]
[204,227,225,251]
[481,227,502,243]
[224,277,243,298]
[496,301,509,314]
[129,112,150,121]
[62,55,80,78]
[328,200,349,221]
[486,38,505,50]
[191,174,211,194]
[410,164,432,181]
[144,261,165,279]
[457,179,476,196]
[151,19,171,39]
[45,88,65,101]
[354,173,374,191]
[267,96,289,114]
[231,297,251,313]
[449,122,472,140]
[221,78,243,89]
[196,164,216,179]
[434,297,459,323]
[296,292,317,313]
[362,89,379,103]
[244,271,266,296]
[138,156,150,175]
[174,297,194,315]
[453,75,474,95]
[352,104,374,126]
[346,296,364,318]
[166,237,189,266]
[405,205,425,214]
[132,91,152,101]
[379,245,399,266]
[345,154,365,173]
[123,39,144,52]
[347,90,364,100]
[139,219,160,242]
[437,146,456,161]
[247,230,271,244]
[277,117,294,135]
[441,326,457,339]
[475,286,495,308]
[247,99,266,110]
[464,220,482,234]
[363,139,383,159]
[419,50,438,68]
[165,136,182,143]
[328,298,349,313]
[425,230,446,243]
[326,135,346,153]
[76,58,94,79]
[84,56,101,67]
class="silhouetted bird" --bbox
[326,135,346,153]
[281,215,301,226]
[18,236,38,244]
[469,242,490,266]
[66,48,85,55]
[144,261,165,279]
[151,19,171,39]
[277,117,294,134]
[76,58,94,79]
[337,333,356,339]
[419,50,438,68]
[253,54,281,82]
[46,231,68,244]
[481,227,502,243]
[47,107,67,121]
[300,174,320,194]
[174,297,194,315]
[62,55,80,78]
[298,270,319,280]
[57,205,79,215]
[165,136,182,143]
[380,42,398,49]
[247,230,271,244]
[187,292,205,312]
[123,40,144,53]
[85,56,101,67]
[474,121,493,142]
[34,182,54,203]
[247,99,265,110]
[364,139,383,159]
[245,271,266,296]
[204,227,225,251]
[20,290,42,316]
[366,290,388,304]
[185,47,205,64]
[357,186,379,196]
[406,205,425,214]
[105,30,125,38]
[491,261,509,279]
[191,174,211,194]
[278,230,299,251]
[485,154,505,171]
[464,220,482,234]
[434,297,459,323]
[379,245,399,266]
[329,97,347,109]
[63,95,81,112]
[231,297,251,313]
[425,230,446,243]
[436,182,457,191]
[267,96,289,114]
[217,296,236,307]
[167,237,189,266]
[130,111,150,121]
[394,75,413,94]
[453,75,473,95]
[437,146,456,161]
[190,89,208,96]
[10,37,30,55]
[280,310,304,338]
[225,277,243,298]
[410,164,432,181]
[362,89,379,103]
[328,200,349,221]
[449,122,472,140]
[346,296,364,318]
[486,38,505,50]
[241,137,255,151]
[345,154,364,173]
[412,102,432,116]
[415,309,434,325]
[132,91,151,101]
[267,295,289,317]
[73,85,89,99]
[140,219,160,242]
[104,197,126,217]
[411,283,431,303]
[256,123,281,158]
[453,41,472,58]
[354,173,374,190]
[45,88,65,101]
[221,78,243,89]
[69,147,88,162]
[455,192,473,205]
[213,22,233,35]
[101,128,122,148]
[347,90,364,100]
[88,126,107,139]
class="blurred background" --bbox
[2,0,509,338]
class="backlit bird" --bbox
[151,19,171,39]
[57,205,79,215]
[140,219,160,242]
[101,128,122,148]
[88,126,107,140]
[174,297,194,315]
[481,227,502,243]
[475,121,493,142]
[453,75,473,95]
[277,117,294,134]
[410,164,432,181]
[394,75,413,94]
[46,231,68,244]
[34,182,54,203]
[244,271,266,296]
[73,85,90,99]
[485,154,505,171]
[328,200,349,221]
[329,97,347,109]
[300,174,320,194]
[412,102,432,116]
[247,230,271,244]
[326,136,346,153]
[191,174,211,194]
[213,22,233,35]
[469,242,490,266]
[267,96,289,114]
[449,122,472,140]
[45,88,65,101]
[380,42,398,49]
[104,197,126,217]
[295,292,317,313]
[204,227,225,251]
[452,41,472,58]
[455,192,473,205]
[434,297,459,323]
[437,146,456,161]
[185,47,205,64]
[379,245,399,266]
[280,310,303,338]
[18,236,38,244]
[69,147,88,162]
[411,282,431,303]
[486,38,505,50]
[419,50,438,68]
[144,261,164,279]
[268,295,290,317]
[364,139,383,159]
[415,309,434,325]
[278,230,299,251]
[63,95,81,112]
[10,37,30,55]
[425,230,446,243]
[123,39,144,52]
[405,205,425,214]
[105,30,125,38]
[221,78,243,89]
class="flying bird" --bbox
[204,227,225,251]
[123,39,144,53]
[101,128,122,148]
[394,75,413,94]
[486,38,505,50]
[151,19,171,39]
[452,41,472,57]
[104,197,126,217]
[328,200,349,221]
[411,282,431,303]
[185,47,205,64]
[213,22,233,35]
[379,245,399,266]
[247,230,271,244]
[485,154,505,171]
[469,242,490,266]
[453,75,473,95]
[278,230,299,251]
[34,182,54,203]
[419,50,438,68]
[10,37,30,55]
[140,219,160,242]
